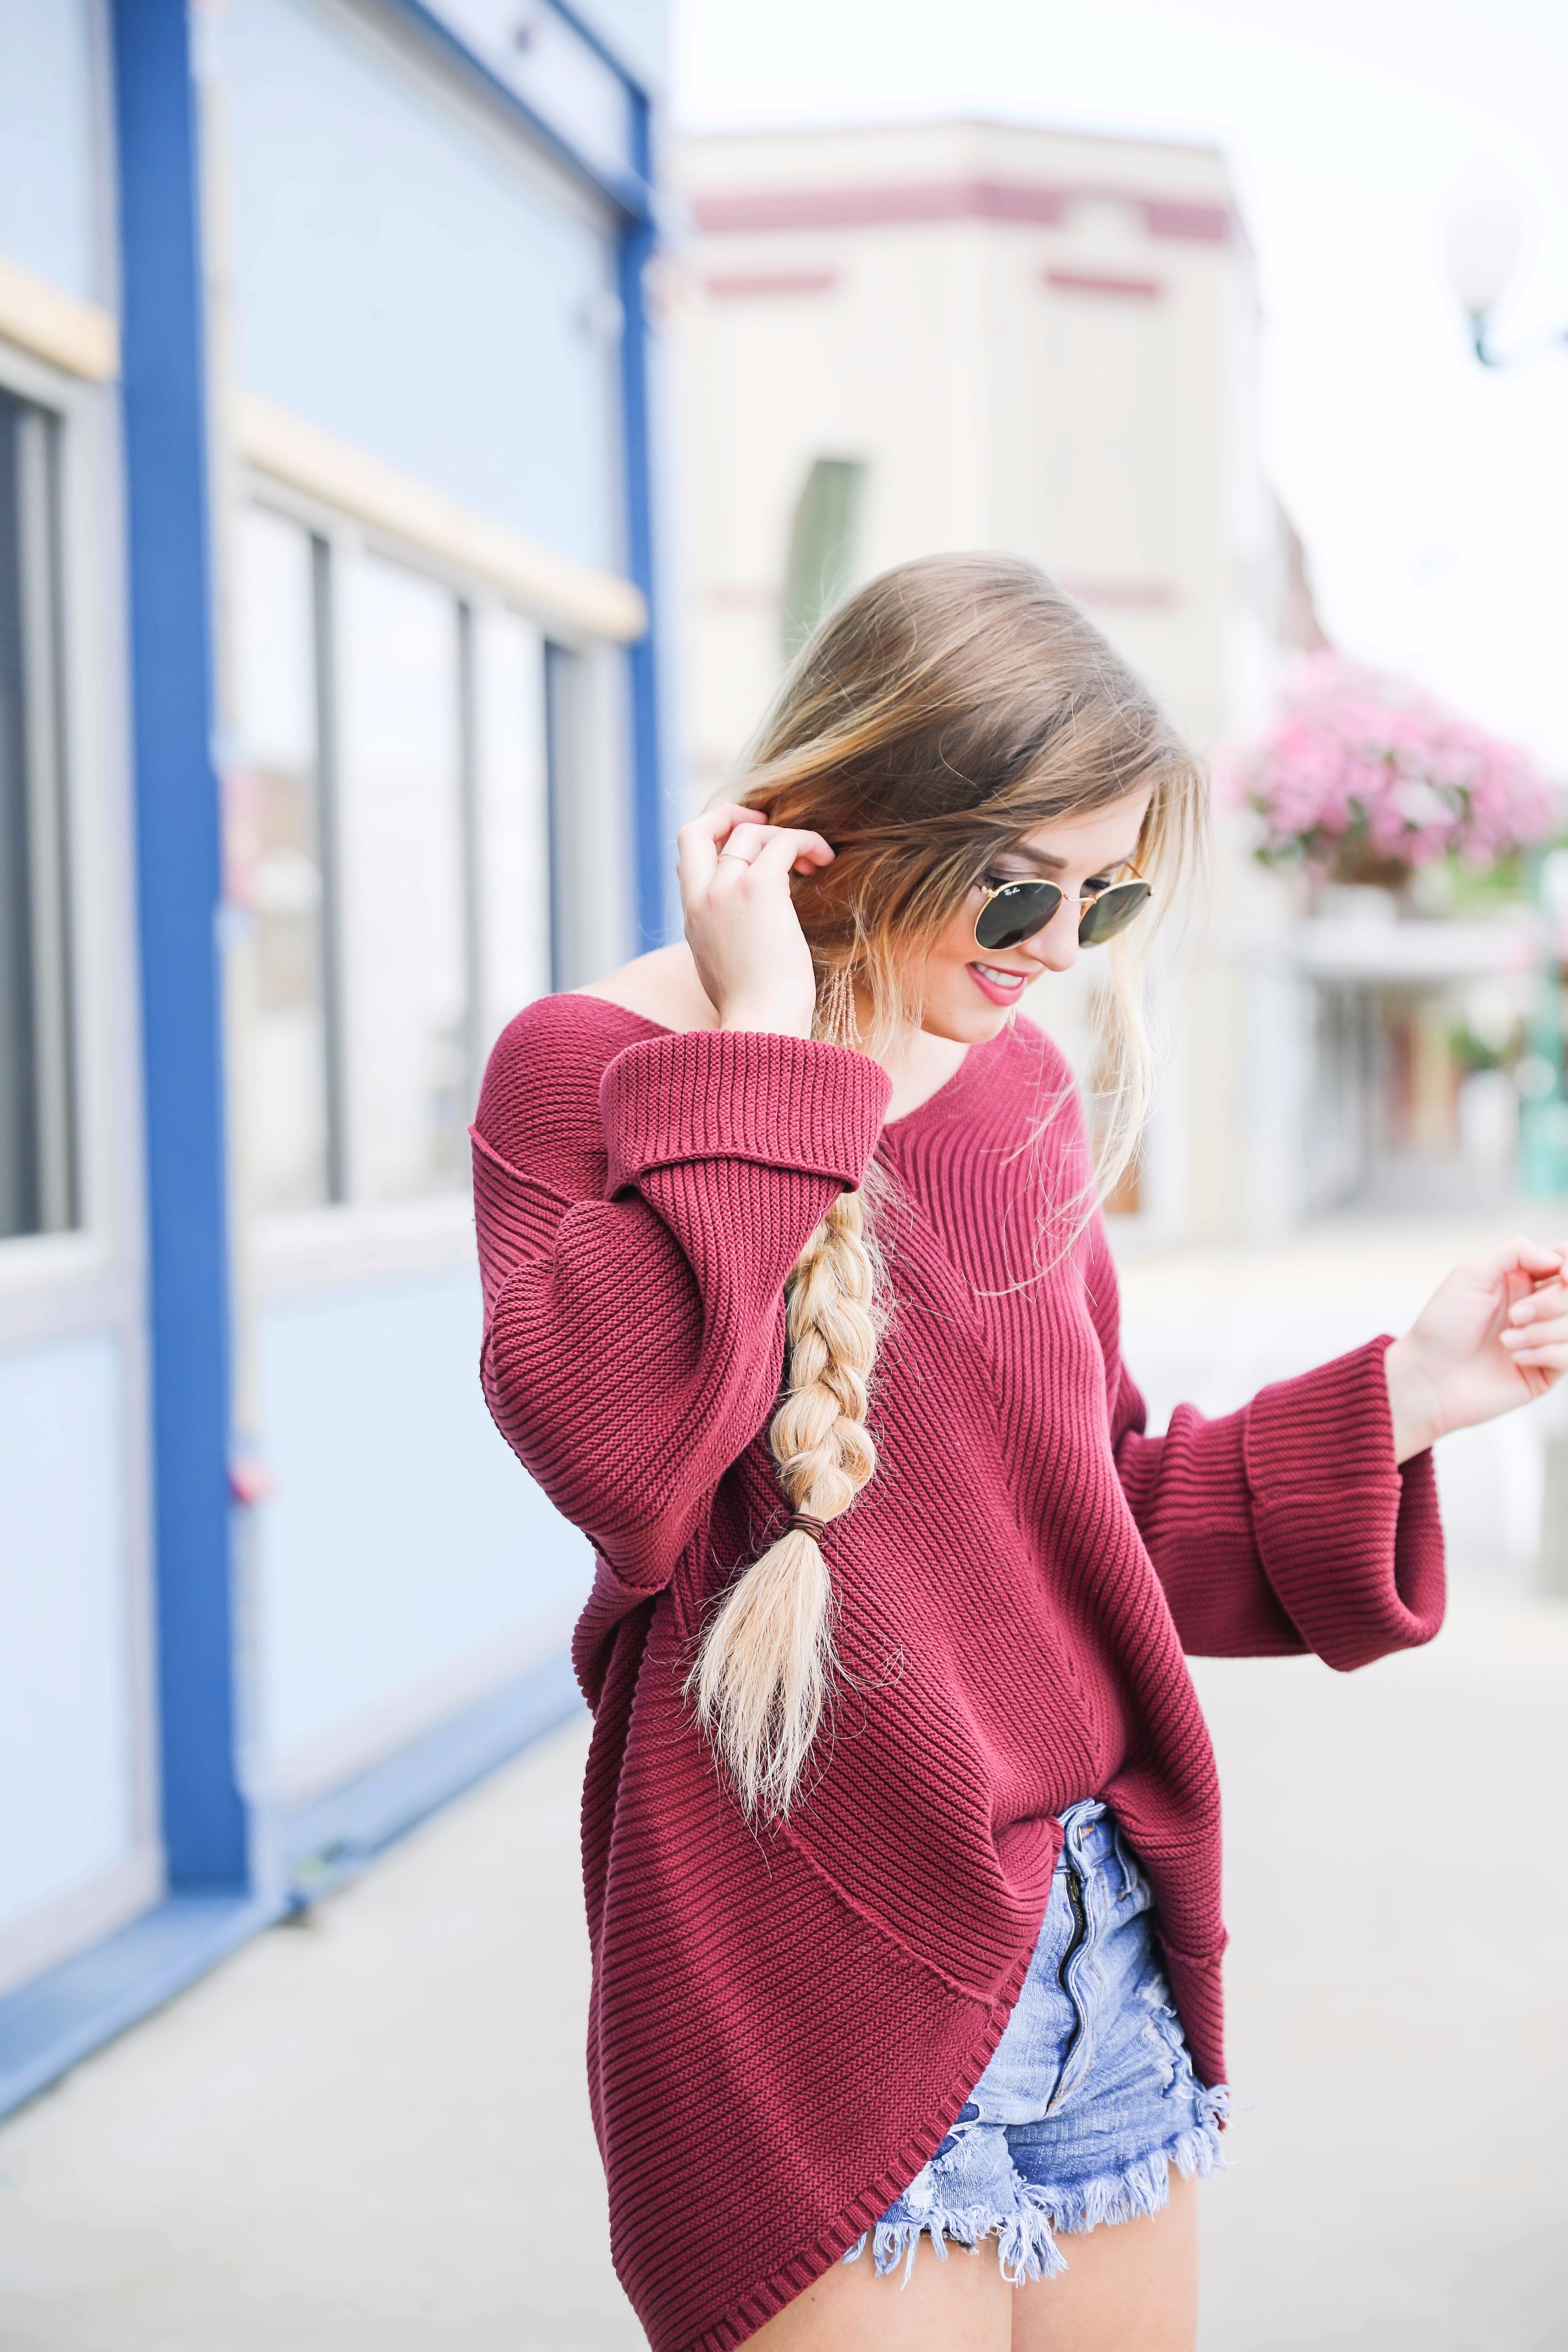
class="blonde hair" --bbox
[687,554,1208,1817]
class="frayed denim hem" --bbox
[843,2082,1228,2288]
[843,2197,1069,2288]
[1040,2082,1228,2243]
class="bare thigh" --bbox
[746,2239,1012,2352]
[1011,2170,1199,2352]
[743,2174,1198,2352]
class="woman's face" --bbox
[911,786,1154,1044]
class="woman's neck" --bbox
[876,1023,970,1124]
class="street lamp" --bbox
[1442,177,1567,368]
[1441,178,1568,1201]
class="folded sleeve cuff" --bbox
[1242,1336,1446,1670]
[599,1028,890,1197]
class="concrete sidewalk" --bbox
[2,1593,1567,2351]
[0,1718,633,2352]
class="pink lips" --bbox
[967,962,1028,1008]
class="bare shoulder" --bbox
[576,943,719,1033]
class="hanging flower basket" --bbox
[1231,653,1558,890]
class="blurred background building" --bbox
[669,116,1568,1254]
[669,117,1282,1240]
[0,0,670,2113]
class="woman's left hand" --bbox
[1384,1236,1568,1463]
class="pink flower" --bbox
[1229,654,1560,880]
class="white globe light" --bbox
[1442,178,1525,318]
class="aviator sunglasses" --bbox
[973,869,1153,953]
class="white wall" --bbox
[0,0,100,300]
[248,1271,592,1808]
[0,1335,156,1996]
[217,0,626,570]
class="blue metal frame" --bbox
[111,0,248,1890]
[389,0,654,223]
[533,0,648,84]
[618,87,667,950]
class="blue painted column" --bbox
[618,91,666,953]
[111,0,247,1888]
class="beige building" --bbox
[666,116,1289,1238]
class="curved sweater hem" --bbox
[678,1956,1032,2352]
[660,1910,1236,2352]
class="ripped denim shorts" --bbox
[847,1800,1228,2286]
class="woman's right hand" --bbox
[678,804,835,1039]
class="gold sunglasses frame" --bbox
[972,869,1153,953]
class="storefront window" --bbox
[233,504,333,1212]
[234,507,560,1212]
[474,606,552,1052]
[0,388,75,1242]
[337,552,468,1202]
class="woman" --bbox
[470,556,1565,2352]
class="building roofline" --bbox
[670,111,1231,172]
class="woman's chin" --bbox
[920,991,1017,1044]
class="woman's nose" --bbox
[1025,900,1079,974]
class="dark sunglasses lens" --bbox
[1077,881,1152,946]
[974,882,1063,951]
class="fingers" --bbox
[1507,1273,1568,1323]
[708,824,834,889]
[1502,1334,1568,1369]
[1502,1275,1568,1367]
[743,826,835,881]
[677,805,763,902]
[1471,1234,1567,1285]
[690,802,764,842]
[678,807,833,895]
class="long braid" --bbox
[687,1186,880,1818]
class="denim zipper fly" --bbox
[1044,1845,1091,2113]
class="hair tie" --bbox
[788,1513,829,1544]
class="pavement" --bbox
[0,1716,630,2352]
[3,1217,1567,2351]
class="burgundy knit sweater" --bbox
[471,996,1444,2352]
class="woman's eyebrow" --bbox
[1000,845,1139,876]
[997,847,1067,874]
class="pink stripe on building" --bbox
[690,181,1230,244]
[1045,269,1165,300]
[704,270,840,298]
[1059,579,1181,611]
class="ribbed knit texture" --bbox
[472,996,1445,2352]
